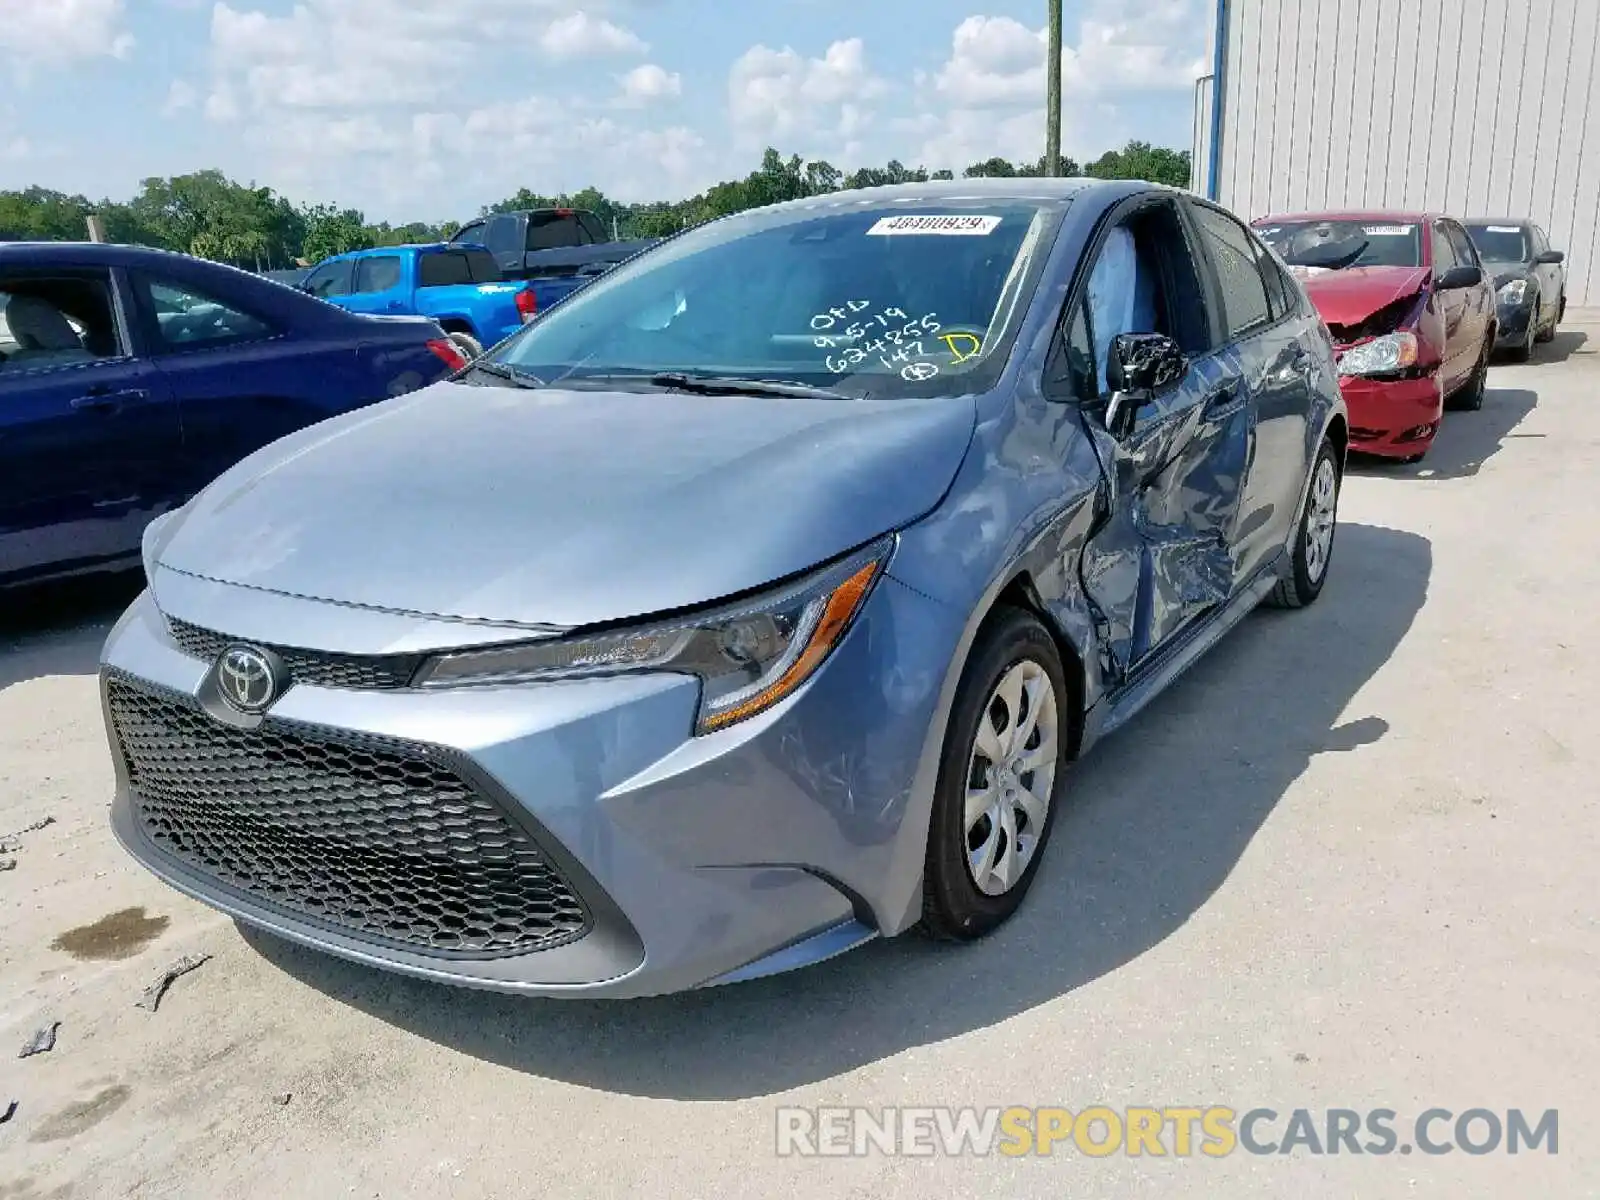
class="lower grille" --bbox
[166,618,423,691]
[106,676,591,956]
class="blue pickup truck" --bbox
[299,243,535,355]
[449,209,658,314]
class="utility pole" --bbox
[1044,0,1062,176]
[85,214,107,243]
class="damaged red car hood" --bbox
[1293,265,1431,326]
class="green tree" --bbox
[301,204,373,262]
[1083,141,1191,187]
[1,142,1197,268]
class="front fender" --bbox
[877,395,1107,934]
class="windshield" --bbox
[491,199,1063,398]
[1253,219,1423,270]
[1464,223,1531,263]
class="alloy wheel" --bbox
[964,659,1059,896]
[1305,456,1338,584]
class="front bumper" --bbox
[1494,298,1535,347]
[1337,371,1443,458]
[100,571,964,997]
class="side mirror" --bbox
[1104,332,1187,435]
[1536,249,1565,265]
[1435,264,1483,290]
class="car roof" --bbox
[1462,217,1533,227]
[745,176,1143,219]
[0,240,228,268]
[341,243,455,256]
[1253,209,1437,225]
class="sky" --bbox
[0,0,1213,224]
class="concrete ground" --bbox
[2,319,1596,1199]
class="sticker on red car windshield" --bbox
[1362,225,1414,235]
[866,214,1001,236]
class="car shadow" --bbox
[1346,386,1537,482]
[242,520,1431,1101]
[0,572,142,693]
[1534,328,1589,363]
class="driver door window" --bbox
[1055,201,1210,401]
[1431,224,1459,272]
[1445,222,1479,268]
[303,260,354,299]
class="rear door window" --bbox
[1191,205,1273,340]
[525,212,584,251]
[303,259,354,298]
[136,276,276,352]
[419,251,472,287]
[464,250,500,283]
[353,255,403,294]
[485,215,521,257]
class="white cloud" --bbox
[728,38,887,154]
[914,2,1207,171]
[0,0,134,68]
[162,79,197,116]
[539,12,647,59]
[614,63,681,107]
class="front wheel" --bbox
[920,608,1068,941]
[1452,338,1493,404]
[1536,295,1561,343]
[1266,438,1340,610]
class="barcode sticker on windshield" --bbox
[1362,225,1414,235]
[1487,225,1521,233]
[866,214,1001,236]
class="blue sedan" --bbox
[0,242,468,588]
[103,180,1346,997]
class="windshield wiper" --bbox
[462,359,544,389]
[647,372,849,399]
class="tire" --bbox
[1536,295,1560,343]
[1450,338,1492,406]
[447,331,483,359]
[920,608,1069,941]
[1505,333,1532,364]
[1266,438,1340,610]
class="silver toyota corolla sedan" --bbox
[102,179,1347,998]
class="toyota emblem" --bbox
[216,645,278,713]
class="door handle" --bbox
[70,387,146,415]
[1203,385,1244,418]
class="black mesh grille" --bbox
[106,676,591,956]
[166,618,423,690]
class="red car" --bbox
[1252,211,1496,462]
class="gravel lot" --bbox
[3,320,1597,1199]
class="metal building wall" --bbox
[1203,0,1600,306]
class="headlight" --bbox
[415,537,892,734]
[140,509,180,581]
[1497,279,1532,305]
[1338,331,1419,377]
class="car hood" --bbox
[1295,265,1432,326]
[154,379,977,628]
[1481,259,1532,289]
